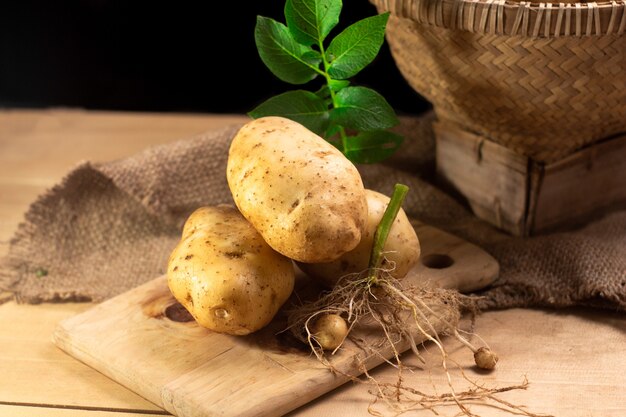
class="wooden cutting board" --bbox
[52,221,498,417]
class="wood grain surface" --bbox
[1,110,625,417]
[52,221,499,417]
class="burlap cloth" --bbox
[1,113,625,311]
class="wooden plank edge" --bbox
[434,122,626,236]
[162,301,458,417]
[531,132,626,233]
[433,122,529,236]
[52,314,168,411]
[52,277,459,417]
[0,401,169,416]
[0,403,169,417]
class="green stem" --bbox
[368,184,410,283]
[318,40,349,153]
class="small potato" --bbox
[227,116,368,263]
[167,205,295,335]
[298,189,420,287]
[311,314,348,351]
[474,347,498,370]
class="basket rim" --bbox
[371,0,626,37]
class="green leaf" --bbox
[314,79,348,101]
[248,90,329,136]
[284,0,342,47]
[302,49,322,61]
[254,16,321,85]
[328,79,349,92]
[326,12,389,79]
[325,123,343,138]
[314,84,332,104]
[344,130,403,164]
[332,86,399,131]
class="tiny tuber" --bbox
[310,313,349,351]
[474,346,499,370]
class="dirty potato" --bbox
[167,205,295,335]
[298,189,420,287]
[226,116,368,263]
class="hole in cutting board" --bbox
[165,302,194,322]
[421,254,454,269]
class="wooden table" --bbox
[1,109,625,417]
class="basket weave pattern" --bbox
[372,0,626,162]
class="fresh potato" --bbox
[298,189,420,287]
[311,313,349,351]
[226,116,368,263]
[167,205,295,335]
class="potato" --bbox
[226,116,368,263]
[297,189,420,287]
[167,205,295,335]
[311,314,349,351]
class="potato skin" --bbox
[298,189,420,287]
[227,116,368,263]
[311,314,348,351]
[167,205,295,335]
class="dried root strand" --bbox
[284,184,544,416]
[283,268,549,417]
[367,373,550,417]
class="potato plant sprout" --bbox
[251,0,403,164]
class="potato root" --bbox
[167,205,295,335]
[226,116,368,263]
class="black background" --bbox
[0,1,431,116]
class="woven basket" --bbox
[370,0,626,162]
